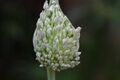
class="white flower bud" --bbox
[54,17,63,23]
[75,52,81,56]
[40,64,44,67]
[36,52,41,57]
[37,19,43,28]
[74,27,81,39]
[49,5,54,11]
[47,27,52,37]
[75,56,80,61]
[40,12,46,21]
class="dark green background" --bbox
[0,0,120,80]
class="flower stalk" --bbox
[47,67,55,80]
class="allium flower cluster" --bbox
[33,0,81,71]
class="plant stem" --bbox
[47,67,55,80]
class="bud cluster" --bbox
[33,0,81,71]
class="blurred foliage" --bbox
[0,0,120,80]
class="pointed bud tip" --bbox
[76,26,82,32]
[43,0,49,9]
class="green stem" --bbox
[47,67,55,80]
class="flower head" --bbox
[33,0,81,71]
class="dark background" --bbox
[0,0,120,80]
